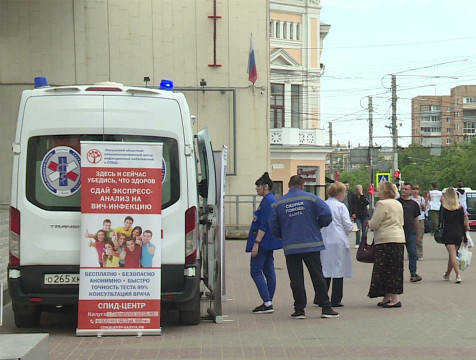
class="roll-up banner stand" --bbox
[77,142,163,336]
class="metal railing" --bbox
[224,194,258,231]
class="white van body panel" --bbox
[13,87,197,267]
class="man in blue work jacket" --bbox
[270,175,339,319]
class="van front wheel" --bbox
[12,301,41,328]
[179,289,201,325]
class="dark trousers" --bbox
[325,277,343,305]
[285,251,330,311]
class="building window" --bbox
[296,24,300,40]
[269,20,274,37]
[431,105,441,111]
[447,106,451,111]
[276,21,280,38]
[430,116,440,122]
[272,181,283,199]
[464,97,476,104]
[446,138,451,145]
[447,117,451,123]
[290,23,294,40]
[420,105,430,111]
[447,128,451,134]
[270,83,285,128]
[283,22,288,39]
[291,84,301,128]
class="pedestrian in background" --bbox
[441,187,466,283]
[398,183,422,283]
[246,172,282,314]
[428,182,443,233]
[368,182,405,308]
[354,184,370,249]
[411,185,426,261]
[456,182,467,209]
[270,175,338,319]
[342,181,356,220]
[320,182,354,307]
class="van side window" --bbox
[26,135,179,211]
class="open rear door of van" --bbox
[196,127,218,294]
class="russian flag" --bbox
[247,34,257,84]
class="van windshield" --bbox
[26,135,179,211]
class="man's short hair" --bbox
[143,230,153,236]
[288,175,305,188]
[403,182,412,188]
[125,237,135,244]
[125,216,134,223]
[103,219,111,224]
[342,180,349,184]
[431,182,438,189]
[457,182,463,188]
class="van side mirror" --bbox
[199,179,208,198]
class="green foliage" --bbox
[338,166,371,191]
[398,139,476,191]
[330,139,476,193]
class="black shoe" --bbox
[321,307,339,318]
[252,304,274,314]
[291,310,306,319]
[330,303,344,307]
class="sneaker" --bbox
[291,310,306,319]
[410,274,422,282]
[443,272,450,281]
[417,257,423,261]
[321,307,339,318]
[252,304,274,314]
[456,275,462,283]
[354,245,360,249]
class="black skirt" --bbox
[368,243,404,298]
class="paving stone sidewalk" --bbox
[2,226,476,359]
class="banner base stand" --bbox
[76,328,162,337]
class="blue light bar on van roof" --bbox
[160,79,174,90]
[34,76,50,88]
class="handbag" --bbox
[433,210,445,244]
[356,225,375,263]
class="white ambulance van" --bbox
[8,77,218,327]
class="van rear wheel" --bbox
[179,289,201,325]
[12,301,41,328]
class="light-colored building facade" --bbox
[0,0,270,227]
[268,0,331,198]
[412,85,476,147]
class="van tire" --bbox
[179,289,201,325]
[12,301,41,328]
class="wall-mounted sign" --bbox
[297,166,320,186]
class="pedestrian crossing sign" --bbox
[376,173,390,189]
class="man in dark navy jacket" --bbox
[270,175,339,319]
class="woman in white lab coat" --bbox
[319,181,355,307]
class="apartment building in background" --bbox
[412,85,476,147]
[269,0,331,198]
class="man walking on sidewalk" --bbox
[398,183,423,282]
[270,175,339,319]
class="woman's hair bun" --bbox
[255,172,273,190]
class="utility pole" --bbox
[329,122,333,179]
[391,75,398,181]
[368,96,374,210]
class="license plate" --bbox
[44,274,80,285]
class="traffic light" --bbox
[369,184,375,195]
[394,170,401,188]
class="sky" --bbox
[319,0,476,148]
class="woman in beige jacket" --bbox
[368,182,405,308]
